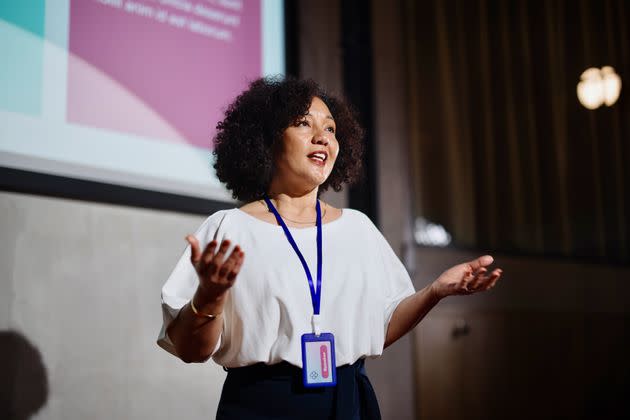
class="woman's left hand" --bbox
[431,255,502,299]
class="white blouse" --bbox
[157,208,415,368]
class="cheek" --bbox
[277,139,301,165]
[330,140,340,163]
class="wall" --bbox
[412,247,630,419]
[0,191,225,419]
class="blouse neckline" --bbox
[233,207,347,231]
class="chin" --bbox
[291,166,333,190]
[311,171,332,187]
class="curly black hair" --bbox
[212,76,364,202]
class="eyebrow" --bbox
[306,112,335,121]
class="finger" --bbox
[459,265,476,286]
[486,269,503,289]
[200,240,219,265]
[223,251,244,282]
[475,269,502,290]
[468,255,494,271]
[218,246,241,277]
[212,239,232,266]
[467,267,488,289]
[460,274,475,293]
[186,235,202,264]
[226,251,245,282]
[461,284,474,294]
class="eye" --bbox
[326,126,336,133]
[295,120,310,127]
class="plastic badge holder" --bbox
[301,332,337,388]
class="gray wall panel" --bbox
[0,191,225,420]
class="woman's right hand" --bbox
[185,236,245,300]
[167,237,243,362]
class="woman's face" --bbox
[273,96,339,190]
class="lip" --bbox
[307,150,328,166]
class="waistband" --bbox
[224,359,381,420]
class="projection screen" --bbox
[0,0,285,206]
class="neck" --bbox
[267,179,319,216]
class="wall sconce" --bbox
[414,217,452,247]
[577,66,622,110]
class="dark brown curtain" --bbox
[404,0,630,264]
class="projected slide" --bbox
[0,0,285,201]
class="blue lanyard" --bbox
[264,196,323,315]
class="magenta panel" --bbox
[67,0,261,149]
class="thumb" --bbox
[468,255,493,271]
[186,235,201,263]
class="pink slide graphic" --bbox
[320,345,329,378]
[67,0,261,149]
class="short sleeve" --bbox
[156,211,227,358]
[365,216,416,335]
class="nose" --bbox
[312,129,329,146]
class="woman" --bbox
[157,77,502,419]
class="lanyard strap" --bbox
[264,196,323,315]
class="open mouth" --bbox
[307,151,328,165]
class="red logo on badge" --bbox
[320,345,329,378]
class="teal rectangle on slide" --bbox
[0,0,45,116]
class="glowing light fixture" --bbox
[414,217,452,247]
[577,66,622,110]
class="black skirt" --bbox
[216,358,381,420]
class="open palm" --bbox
[432,255,502,299]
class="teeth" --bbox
[310,153,326,161]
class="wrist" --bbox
[193,287,227,313]
[196,283,228,303]
[428,281,444,301]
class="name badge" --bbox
[301,332,336,387]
